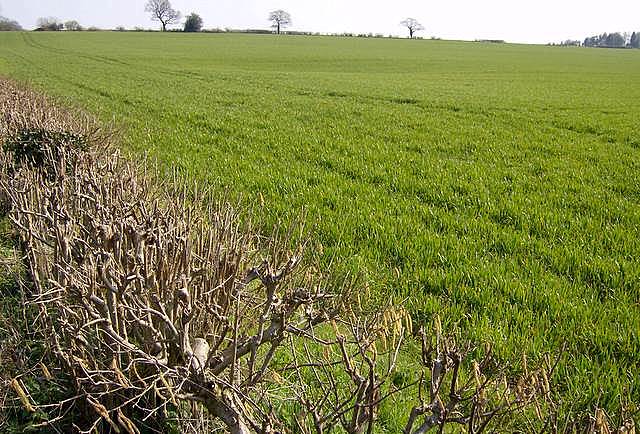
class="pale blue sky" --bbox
[2,0,639,44]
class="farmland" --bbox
[1,31,639,420]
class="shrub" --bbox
[3,129,87,173]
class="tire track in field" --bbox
[21,32,131,67]
[19,32,221,85]
[20,32,264,99]
[12,34,252,120]
[15,34,183,110]
[19,33,322,101]
[7,48,153,114]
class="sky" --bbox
[2,0,640,44]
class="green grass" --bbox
[1,31,639,421]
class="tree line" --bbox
[0,0,427,39]
[583,32,640,48]
[4,0,639,48]
[145,0,426,38]
[3,0,640,46]
[556,32,640,48]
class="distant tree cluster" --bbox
[33,17,89,31]
[551,32,640,48]
[584,32,624,47]
[0,3,22,31]
[36,17,63,31]
[0,16,22,31]
[583,32,632,48]
[64,20,82,31]
[557,39,581,47]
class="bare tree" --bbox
[400,18,424,39]
[145,0,181,32]
[269,9,291,34]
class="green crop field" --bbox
[1,31,639,422]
